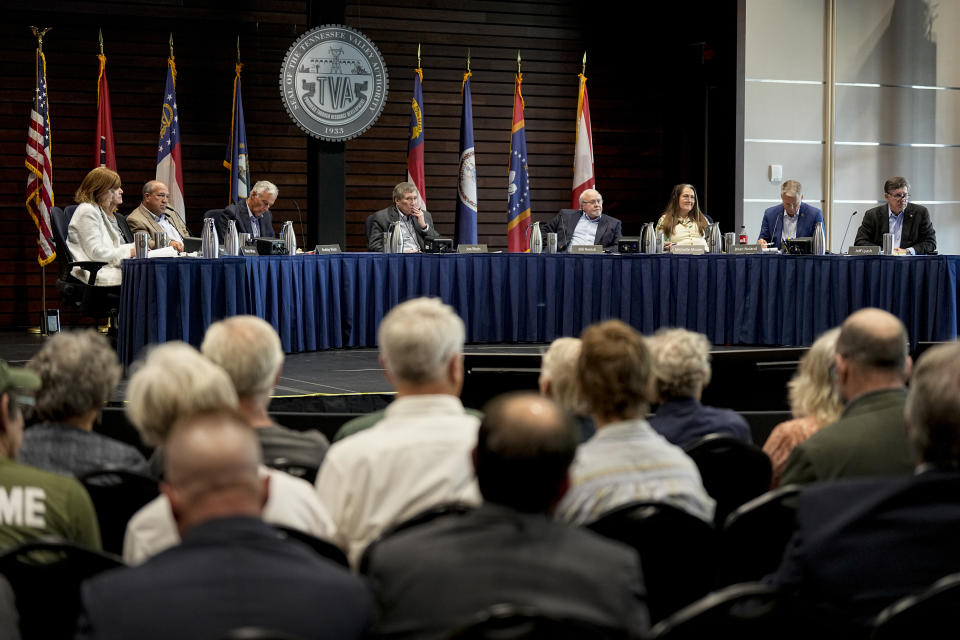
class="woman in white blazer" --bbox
[66,167,135,287]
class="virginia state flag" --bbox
[224,62,250,203]
[506,72,531,252]
[572,72,595,208]
[156,55,185,219]
[407,67,426,209]
[455,71,477,245]
[95,53,116,170]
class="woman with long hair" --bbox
[656,183,709,250]
[66,166,135,287]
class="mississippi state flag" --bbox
[156,55,185,219]
[506,72,531,253]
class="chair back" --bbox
[273,525,349,568]
[0,539,123,640]
[872,572,960,640]
[445,603,630,640]
[218,628,306,640]
[79,470,159,556]
[265,458,318,485]
[364,214,377,248]
[49,206,74,271]
[359,502,476,574]
[587,501,717,623]
[683,434,772,526]
[716,485,801,587]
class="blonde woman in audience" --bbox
[539,337,594,440]
[763,328,842,487]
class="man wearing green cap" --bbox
[0,359,101,551]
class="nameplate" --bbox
[849,245,880,256]
[671,245,705,255]
[571,245,603,254]
[458,244,488,253]
[314,244,341,254]
[729,244,760,255]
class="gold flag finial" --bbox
[466,48,471,73]
[236,35,241,64]
[516,50,521,74]
[582,51,587,75]
[30,26,52,52]
[98,28,104,55]
[417,42,421,68]
[168,33,174,59]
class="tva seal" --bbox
[279,25,389,142]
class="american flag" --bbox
[25,46,55,266]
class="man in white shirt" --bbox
[315,297,480,566]
[541,188,622,252]
[126,180,188,251]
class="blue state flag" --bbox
[455,71,477,245]
[224,62,250,203]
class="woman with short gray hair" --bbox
[20,330,149,477]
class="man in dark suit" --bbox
[78,408,372,640]
[214,180,278,239]
[757,179,824,250]
[366,182,439,252]
[364,392,648,639]
[780,308,915,486]
[854,176,936,254]
[541,188,622,252]
[773,341,960,632]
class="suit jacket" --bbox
[780,388,915,486]
[773,470,960,630]
[80,516,372,640]
[366,205,439,251]
[757,202,823,249]
[854,203,937,255]
[126,204,190,249]
[66,203,133,287]
[648,397,752,447]
[215,201,275,239]
[542,209,622,252]
[365,503,648,638]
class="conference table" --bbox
[117,252,960,365]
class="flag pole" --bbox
[30,26,52,337]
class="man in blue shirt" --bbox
[757,179,824,250]
[854,176,937,255]
[542,188,622,252]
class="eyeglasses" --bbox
[582,199,602,206]
[886,191,909,200]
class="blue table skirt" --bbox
[117,253,960,365]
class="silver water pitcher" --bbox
[280,220,297,255]
[706,222,722,254]
[812,221,826,255]
[201,218,219,258]
[134,232,150,258]
[153,231,168,251]
[387,220,404,253]
[224,219,241,256]
[528,221,543,254]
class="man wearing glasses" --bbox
[542,188,622,252]
[215,180,278,239]
[854,177,937,255]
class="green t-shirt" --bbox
[0,458,101,551]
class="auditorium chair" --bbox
[443,603,631,640]
[682,434,772,526]
[650,582,810,639]
[0,539,123,640]
[49,205,120,326]
[714,484,801,587]
[872,572,960,640]
[219,628,306,640]
[264,457,318,484]
[586,501,717,623]
[273,525,349,568]
[79,469,160,556]
[358,502,475,574]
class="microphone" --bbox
[165,205,189,235]
[292,200,304,239]
[771,210,784,250]
[838,210,859,254]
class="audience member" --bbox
[763,328,842,487]
[122,343,333,565]
[780,308,914,485]
[215,180,278,239]
[555,320,714,525]
[201,316,329,469]
[125,180,187,251]
[19,330,149,477]
[656,184,709,251]
[0,359,100,551]
[366,182,439,252]
[647,328,752,446]
[316,297,480,566]
[773,341,960,631]
[541,188,622,252]
[79,409,372,640]
[66,167,134,287]
[365,393,648,638]
[539,337,594,441]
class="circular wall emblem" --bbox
[279,25,389,142]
